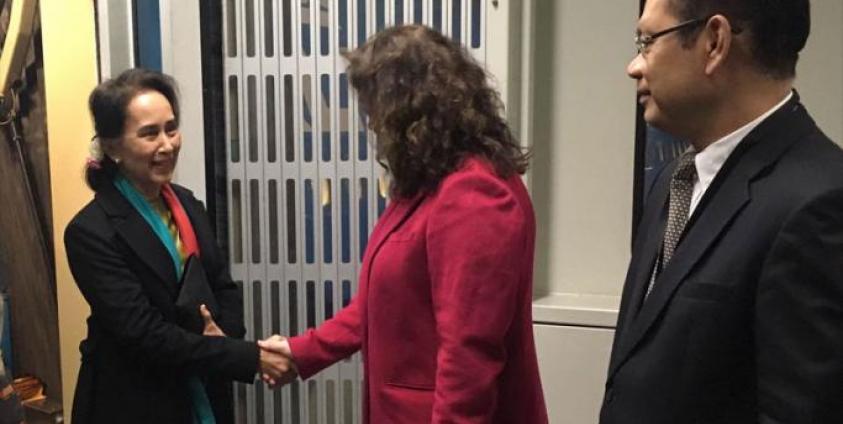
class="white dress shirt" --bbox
[688,92,794,215]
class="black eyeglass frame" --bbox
[634,16,712,55]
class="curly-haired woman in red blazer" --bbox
[259,25,548,423]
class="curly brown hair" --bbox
[344,24,529,199]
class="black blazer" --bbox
[65,183,258,424]
[601,95,843,424]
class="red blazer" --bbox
[289,158,547,423]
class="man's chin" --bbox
[642,108,670,130]
[643,112,661,128]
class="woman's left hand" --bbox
[200,304,226,337]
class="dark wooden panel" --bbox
[0,7,62,402]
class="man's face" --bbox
[628,0,708,136]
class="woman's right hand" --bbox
[258,336,298,387]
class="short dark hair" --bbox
[86,68,180,190]
[344,24,529,198]
[667,0,810,79]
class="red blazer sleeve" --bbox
[426,170,528,423]
[287,294,363,379]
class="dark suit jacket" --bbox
[601,95,843,424]
[65,182,258,424]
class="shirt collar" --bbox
[693,91,794,187]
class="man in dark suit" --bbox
[601,0,843,423]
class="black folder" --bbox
[175,255,220,334]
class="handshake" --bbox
[257,335,299,388]
[200,304,298,388]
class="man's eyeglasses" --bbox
[634,16,711,55]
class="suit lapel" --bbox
[355,192,425,352]
[609,174,750,378]
[607,162,671,373]
[96,183,179,291]
[609,95,816,380]
[625,164,672,323]
[360,193,425,283]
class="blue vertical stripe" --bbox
[1,293,13,375]
[134,0,162,71]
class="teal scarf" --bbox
[113,175,216,424]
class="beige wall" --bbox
[530,0,843,305]
[534,324,614,423]
[798,1,843,144]
[42,0,98,417]
[162,0,209,201]
[530,0,638,303]
[528,1,638,422]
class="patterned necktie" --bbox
[646,150,698,298]
[662,150,698,264]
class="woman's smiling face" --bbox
[109,89,181,198]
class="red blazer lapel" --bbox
[360,194,426,292]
